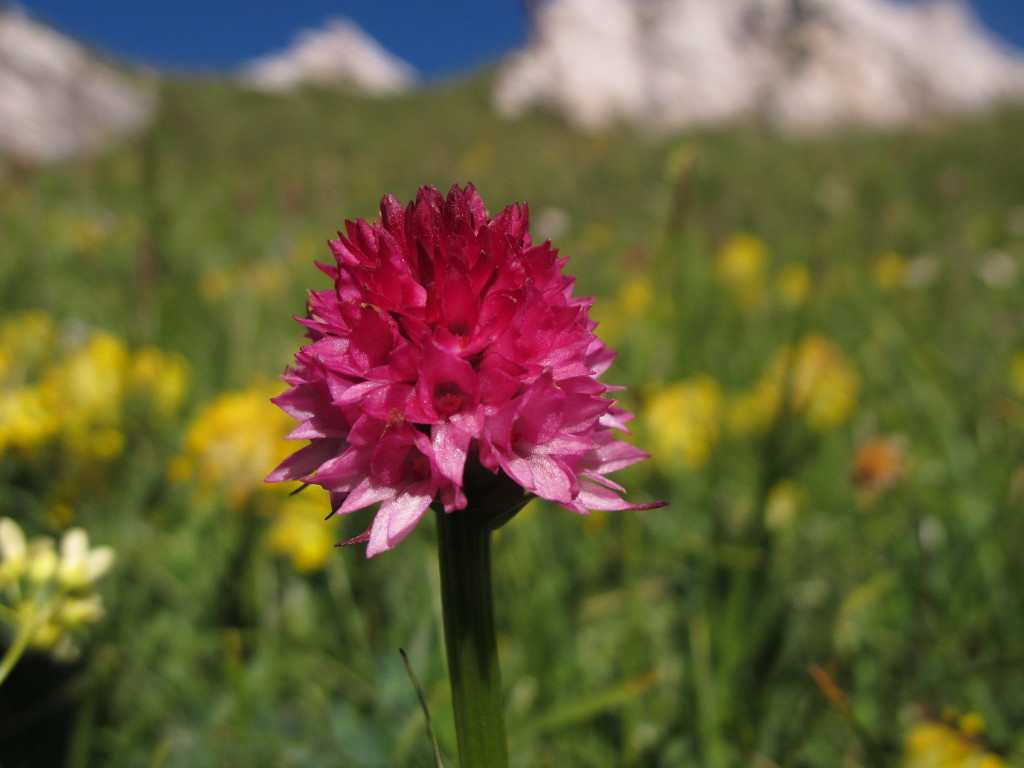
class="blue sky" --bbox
[11,0,1024,80]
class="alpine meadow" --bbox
[2,71,1024,767]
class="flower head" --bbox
[729,333,860,434]
[268,184,664,556]
[715,233,768,310]
[644,376,722,471]
[0,517,115,663]
[267,487,340,573]
[852,435,908,497]
[171,380,294,509]
[904,710,1005,768]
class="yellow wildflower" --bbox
[765,479,804,530]
[57,527,116,591]
[619,276,655,316]
[789,334,860,430]
[645,376,722,471]
[715,233,768,310]
[1,315,187,463]
[904,711,1006,768]
[730,334,860,434]
[0,310,57,379]
[776,263,811,308]
[0,387,60,454]
[40,331,129,459]
[266,488,338,573]
[873,251,907,291]
[172,380,294,509]
[126,346,190,419]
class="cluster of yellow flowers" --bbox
[0,517,115,676]
[170,381,339,573]
[713,233,812,310]
[904,712,1006,768]
[643,333,860,473]
[0,311,189,459]
[170,380,295,509]
[729,333,861,435]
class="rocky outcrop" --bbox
[495,0,1024,134]
[239,18,416,94]
[0,8,155,163]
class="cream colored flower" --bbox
[0,518,27,582]
[56,594,105,627]
[28,543,58,583]
[0,518,116,675]
[58,528,116,591]
[765,479,804,530]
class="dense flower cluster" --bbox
[268,184,663,556]
[170,380,294,509]
[904,711,1005,768]
[729,332,860,434]
[0,311,189,459]
[0,517,115,664]
[171,380,343,572]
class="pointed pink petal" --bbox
[366,481,434,556]
[573,481,668,512]
[432,421,470,484]
[338,478,393,514]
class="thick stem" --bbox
[435,506,509,768]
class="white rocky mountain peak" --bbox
[239,18,417,94]
[0,7,155,163]
[495,0,1024,133]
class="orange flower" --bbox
[852,436,907,495]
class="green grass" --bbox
[2,71,1023,766]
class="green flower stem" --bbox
[0,604,47,688]
[435,505,509,768]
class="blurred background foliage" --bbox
[1,71,1023,767]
